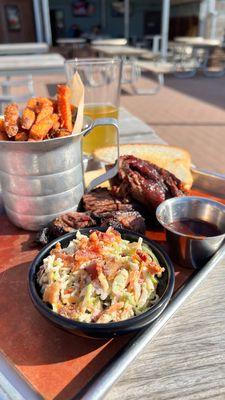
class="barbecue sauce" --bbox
[167,218,222,237]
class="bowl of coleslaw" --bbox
[29,227,174,338]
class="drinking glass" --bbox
[65,58,122,155]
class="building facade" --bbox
[0,0,224,45]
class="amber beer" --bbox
[83,104,118,155]
[65,58,122,156]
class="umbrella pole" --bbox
[209,0,217,39]
[124,0,130,41]
[101,0,106,31]
[161,0,170,60]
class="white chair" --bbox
[144,35,162,54]
[0,75,34,113]
[172,45,199,78]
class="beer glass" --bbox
[65,58,122,155]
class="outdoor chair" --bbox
[0,75,34,114]
[144,35,162,55]
[171,45,199,78]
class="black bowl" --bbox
[29,227,175,339]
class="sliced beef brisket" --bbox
[99,211,146,234]
[36,212,97,245]
[82,187,133,214]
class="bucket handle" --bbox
[83,117,119,192]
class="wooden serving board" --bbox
[0,185,224,400]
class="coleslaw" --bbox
[38,227,165,323]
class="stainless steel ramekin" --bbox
[156,196,225,269]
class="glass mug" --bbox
[65,58,122,155]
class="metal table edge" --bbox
[0,353,42,400]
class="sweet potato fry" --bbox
[21,107,35,130]
[57,85,72,132]
[27,97,53,113]
[36,106,53,123]
[4,103,19,137]
[15,131,29,141]
[29,116,53,140]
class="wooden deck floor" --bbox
[121,73,225,174]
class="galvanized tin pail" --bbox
[0,117,119,231]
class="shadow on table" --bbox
[53,334,130,400]
[0,262,108,365]
[0,259,131,399]
[0,216,38,261]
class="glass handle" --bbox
[84,118,120,192]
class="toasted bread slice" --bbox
[84,168,109,189]
[93,144,193,190]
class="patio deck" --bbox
[122,74,225,175]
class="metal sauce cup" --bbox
[156,196,225,269]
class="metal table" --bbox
[0,43,49,55]
[0,53,65,76]
[91,45,149,58]
[174,36,221,49]
[56,38,86,46]
[91,39,127,46]
[174,37,225,77]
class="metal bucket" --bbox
[0,117,119,231]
